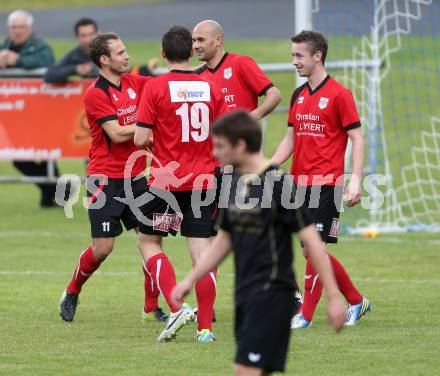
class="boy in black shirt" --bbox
[172,111,345,376]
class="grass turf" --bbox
[1,188,439,375]
[1,38,440,375]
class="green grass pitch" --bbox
[1,39,440,376]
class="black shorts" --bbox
[211,166,229,233]
[214,166,222,206]
[87,176,147,238]
[138,188,216,238]
[235,290,294,373]
[303,185,343,244]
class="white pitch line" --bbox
[0,230,439,245]
[342,236,440,245]
[0,230,90,238]
[0,270,439,285]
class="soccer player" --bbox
[192,19,281,119]
[134,26,227,342]
[271,30,371,329]
[193,20,304,314]
[59,33,169,323]
[171,111,346,376]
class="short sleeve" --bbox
[131,74,153,93]
[136,79,156,129]
[336,88,361,131]
[215,207,231,233]
[238,56,273,97]
[84,89,117,126]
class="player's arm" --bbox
[250,85,282,120]
[345,126,364,207]
[299,225,346,332]
[86,88,134,144]
[134,79,156,150]
[101,120,136,144]
[134,125,153,150]
[337,88,364,207]
[171,230,232,306]
[270,126,294,166]
[238,56,281,120]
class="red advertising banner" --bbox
[0,79,92,160]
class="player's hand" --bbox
[326,294,346,332]
[344,176,361,207]
[171,278,193,307]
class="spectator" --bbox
[44,18,98,83]
[0,9,54,69]
[130,57,161,77]
[0,10,59,207]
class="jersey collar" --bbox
[207,52,229,73]
[169,69,196,74]
[96,74,122,92]
[307,74,330,95]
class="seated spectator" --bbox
[0,10,59,208]
[130,57,161,77]
[0,9,54,69]
[44,18,98,83]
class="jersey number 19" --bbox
[176,102,209,143]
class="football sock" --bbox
[301,256,323,322]
[327,253,362,305]
[301,252,363,321]
[142,261,159,313]
[66,246,101,295]
[146,252,179,313]
[195,269,217,331]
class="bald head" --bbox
[193,20,224,38]
[193,19,225,63]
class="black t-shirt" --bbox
[216,163,313,304]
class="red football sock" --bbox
[195,269,217,331]
[327,253,362,305]
[146,252,179,313]
[142,262,159,313]
[66,246,101,294]
[301,256,323,322]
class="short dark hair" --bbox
[74,18,98,35]
[162,25,192,63]
[88,32,119,68]
[291,30,328,64]
[213,111,262,153]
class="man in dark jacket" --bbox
[44,18,98,83]
[0,10,59,207]
[0,10,54,69]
